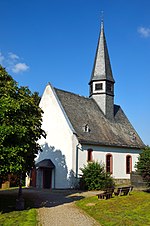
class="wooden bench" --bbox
[97,187,114,200]
[114,186,133,196]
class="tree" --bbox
[0,66,46,205]
[136,146,150,187]
[80,161,115,190]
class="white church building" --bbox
[30,21,144,189]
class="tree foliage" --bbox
[136,146,150,187]
[0,66,46,179]
[80,161,115,190]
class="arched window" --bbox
[106,154,113,174]
[126,155,132,174]
[87,149,93,162]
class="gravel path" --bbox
[33,189,100,226]
[38,203,99,226]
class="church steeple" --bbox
[90,21,115,84]
[89,21,115,120]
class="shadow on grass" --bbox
[0,188,85,213]
[0,188,34,213]
[143,188,150,193]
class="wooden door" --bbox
[43,169,52,189]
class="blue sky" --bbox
[0,0,150,145]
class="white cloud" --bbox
[0,51,29,74]
[12,63,29,73]
[0,52,5,64]
[138,26,150,38]
[8,52,20,60]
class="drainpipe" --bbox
[76,144,83,178]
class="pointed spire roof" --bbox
[89,21,115,84]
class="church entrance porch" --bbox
[35,159,55,189]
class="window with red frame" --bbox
[126,155,132,174]
[87,149,93,162]
[106,154,113,174]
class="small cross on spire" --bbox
[101,10,104,29]
[101,10,104,23]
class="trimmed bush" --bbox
[80,161,115,190]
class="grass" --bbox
[0,209,37,226]
[0,189,37,226]
[75,190,150,226]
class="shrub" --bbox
[80,161,115,190]
[136,146,150,187]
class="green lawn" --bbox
[75,190,150,226]
[0,190,37,226]
[0,209,37,226]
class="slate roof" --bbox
[90,21,115,84]
[55,88,144,149]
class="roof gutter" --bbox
[79,139,145,150]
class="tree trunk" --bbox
[16,173,24,210]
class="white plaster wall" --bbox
[93,94,105,115]
[36,84,76,188]
[35,84,141,187]
[78,145,141,179]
